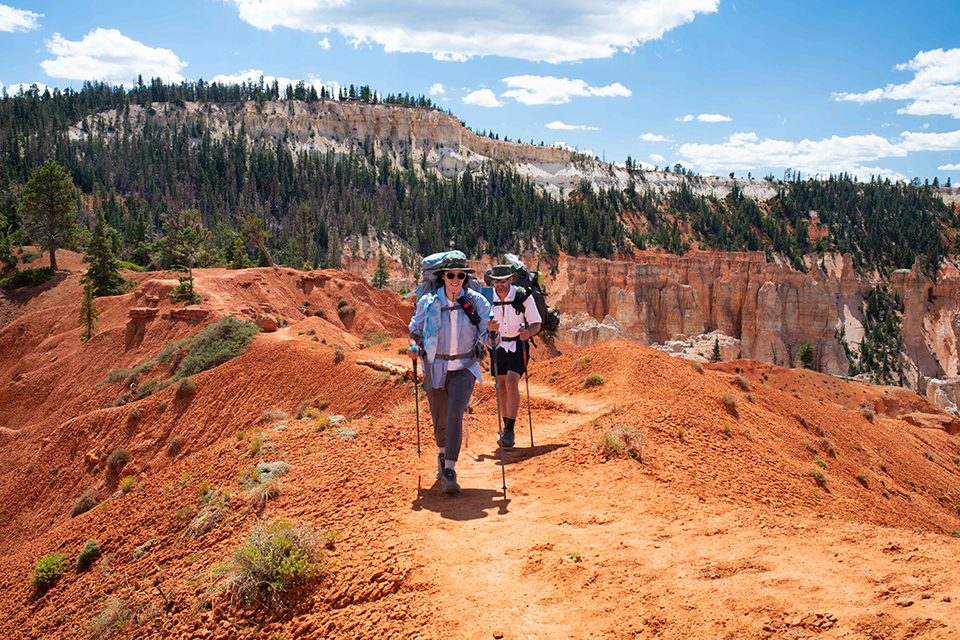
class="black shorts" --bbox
[489,341,527,375]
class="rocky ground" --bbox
[1,251,959,639]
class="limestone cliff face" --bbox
[537,251,960,381]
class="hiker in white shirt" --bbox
[485,264,541,447]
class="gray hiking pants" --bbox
[424,368,476,463]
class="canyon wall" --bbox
[530,251,960,382]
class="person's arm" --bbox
[474,292,495,347]
[519,322,541,342]
[520,294,542,340]
[408,296,427,360]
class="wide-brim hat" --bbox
[437,255,475,273]
[486,264,516,280]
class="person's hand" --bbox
[408,345,419,361]
[487,318,500,334]
[519,328,531,341]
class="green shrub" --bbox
[176,316,259,379]
[814,455,828,469]
[214,519,327,608]
[597,424,646,460]
[249,431,265,456]
[332,344,345,364]
[337,304,354,318]
[117,261,145,272]
[1,267,55,289]
[76,539,101,573]
[312,308,325,319]
[21,250,41,263]
[856,474,869,488]
[107,448,130,473]
[575,355,591,370]
[811,469,829,490]
[31,553,68,592]
[583,372,606,388]
[72,488,97,517]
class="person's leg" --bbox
[442,370,476,466]
[504,371,522,418]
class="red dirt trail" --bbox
[1,251,959,639]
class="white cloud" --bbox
[318,37,331,49]
[500,75,630,105]
[833,48,960,119]
[463,88,502,107]
[0,4,41,32]
[939,163,960,170]
[210,69,336,97]
[679,131,907,178]
[675,113,731,123]
[2,81,50,96]
[697,113,731,122]
[640,132,670,142]
[41,28,187,85]
[899,129,960,152]
[428,82,445,95]
[650,153,666,163]
[545,120,599,131]
[227,0,719,63]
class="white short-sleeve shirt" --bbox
[491,284,542,352]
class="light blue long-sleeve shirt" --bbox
[408,287,492,389]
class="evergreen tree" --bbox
[20,159,79,271]
[77,281,99,343]
[84,208,128,296]
[371,249,390,288]
[238,211,274,267]
[798,343,815,369]
[709,338,722,363]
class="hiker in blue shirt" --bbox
[408,254,498,494]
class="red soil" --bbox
[1,252,959,639]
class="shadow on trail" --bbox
[411,475,510,520]
[475,442,569,466]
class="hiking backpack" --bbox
[503,253,560,333]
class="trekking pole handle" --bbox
[488,313,498,346]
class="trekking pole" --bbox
[489,314,507,499]
[521,323,534,447]
[411,345,421,458]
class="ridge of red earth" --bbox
[0,250,958,639]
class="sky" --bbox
[2,0,960,184]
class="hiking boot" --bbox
[440,468,460,494]
[497,425,515,448]
[436,453,444,480]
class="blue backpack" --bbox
[409,251,482,302]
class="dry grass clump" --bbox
[583,372,606,388]
[597,424,646,461]
[811,469,829,491]
[719,393,738,414]
[118,476,136,494]
[733,375,751,391]
[332,344,345,364]
[249,477,281,509]
[689,361,704,374]
[389,397,416,416]
[214,519,328,609]
[174,377,196,401]
[107,448,130,473]
[861,406,875,422]
[185,490,230,537]
[87,596,132,640]
[261,408,288,423]
[72,488,98,517]
[167,435,184,456]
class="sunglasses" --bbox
[445,272,467,281]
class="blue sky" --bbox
[2,0,959,183]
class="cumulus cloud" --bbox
[675,114,694,122]
[500,75,630,105]
[41,28,187,84]
[227,0,719,63]
[833,48,960,119]
[463,88,502,107]
[939,163,960,170]
[899,129,960,152]
[679,131,908,177]
[428,82,445,95]
[545,120,599,131]
[640,132,670,142]
[0,4,41,32]
[318,37,331,49]
[650,153,666,163]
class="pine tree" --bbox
[78,281,99,343]
[371,249,390,288]
[798,343,815,369]
[84,208,127,296]
[20,159,79,271]
[709,337,722,363]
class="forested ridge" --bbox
[0,79,957,276]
